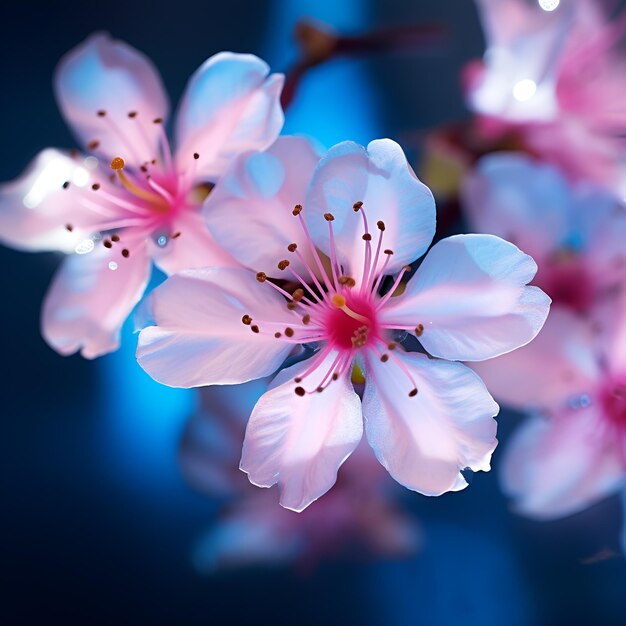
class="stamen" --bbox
[241,315,252,325]
[288,243,297,252]
[256,272,267,282]
[110,157,167,207]
[326,214,340,289]
[277,259,290,271]
[415,323,424,337]
[92,183,101,191]
[331,293,370,324]
[65,223,73,231]
[374,339,419,398]
[62,181,70,189]
[376,264,410,310]
[87,140,100,151]
[250,325,260,334]
[122,249,130,258]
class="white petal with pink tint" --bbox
[0,149,103,253]
[471,306,600,411]
[54,32,168,163]
[136,268,293,387]
[363,350,498,496]
[42,241,151,358]
[149,210,240,275]
[305,139,435,281]
[204,136,320,276]
[240,352,363,512]
[174,52,284,182]
[382,234,550,361]
[501,407,625,519]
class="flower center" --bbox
[326,292,379,350]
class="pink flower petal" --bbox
[501,407,625,519]
[304,139,435,281]
[471,306,600,412]
[240,352,363,512]
[136,268,294,387]
[42,239,151,358]
[149,209,241,275]
[381,234,551,361]
[204,136,320,276]
[0,149,104,253]
[174,52,284,182]
[54,32,168,164]
[363,350,499,496]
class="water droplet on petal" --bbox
[108,261,118,271]
[157,234,168,248]
[75,239,94,255]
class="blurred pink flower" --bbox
[0,33,284,358]
[463,152,626,518]
[137,138,550,511]
[466,0,626,187]
[181,384,419,571]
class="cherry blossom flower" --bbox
[181,384,419,571]
[462,152,626,518]
[0,32,284,358]
[465,0,626,187]
[137,138,550,511]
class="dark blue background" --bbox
[1,1,625,624]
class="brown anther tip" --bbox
[353,201,363,211]
[287,302,297,311]
[121,248,130,258]
[384,249,394,255]
[65,223,73,232]
[91,183,101,191]
[140,165,148,173]
[387,342,397,350]
[103,239,112,249]
[171,231,181,239]
[250,325,260,334]
[295,386,306,396]
[377,220,386,231]
[294,377,302,383]
[409,388,418,397]
[415,323,424,337]
[62,181,70,189]
[380,354,389,363]
[274,332,282,338]
[256,272,267,282]
[362,233,372,241]
[302,314,311,325]
[403,265,412,272]
[128,111,137,118]
[111,234,120,243]
[285,327,294,338]
[241,314,252,325]
[277,259,290,271]
[153,117,163,124]
[316,387,324,393]
[292,204,303,216]
[97,110,107,117]
[287,243,298,252]
[87,140,100,150]
[332,373,339,381]
[151,159,157,164]
[292,288,304,301]
[324,212,334,221]
[193,152,199,160]
[110,157,125,171]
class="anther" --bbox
[121,249,130,258]
[377,220,386,231]
[287,243,298,252]
[128,111,138,118]
[339,276,356,288]
[91,183,101,191]
[65,223,73,232]
[111,234,120,242]
[171,232,181,239]
[285,327,294,338]
[256,272,267,282]
[287,302,297,311]
[409,388,418,397]
[384,249,394,255]
[362,233,372,241]
[331,294,346,308]
[317,387,324,393]
[241,314,252,325]
[415,323,424,337]
[97,110,106,117]
[62,181,70,190]
[277,259,290,271]
[324,213,335,221]
[302,314,311,325]
[353,201,363,211]
[153,117,163,124]
[380,354,389,363]
[193,153,199,160]
[110,157,125,171]
[403,265,412,272]
[103,239,112,249]
[250,325,260,333]
[140,165,148,173]
[332,373,339,381]
[274,332,282,338]
[87,140,100,151]
[292,204,303,216]
[292,288,304,301]
[387,342,397,350]
[295,386,306,397]
[294,377,302,383]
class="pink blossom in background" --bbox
[137,138,550,511]
[0,32,284,358]
[462,151,626,519]
[466,0,626,187]
[181,383,419,571]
